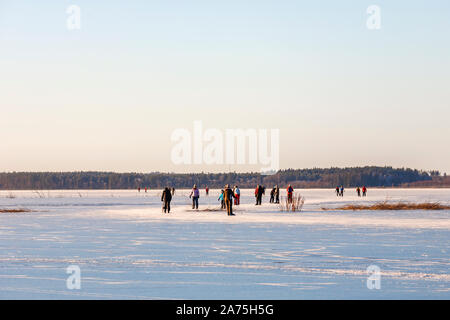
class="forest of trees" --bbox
[0,167,436,190]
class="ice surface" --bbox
[0,188,449,299]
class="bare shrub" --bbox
[33,190,47,198]
[279,194,305,212]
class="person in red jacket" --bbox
[255,185,263,205]
[233,186,240,205]
[287,184,294,203]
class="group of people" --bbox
[159,184,297,215]
[256,184,295,205]
[137,187,149,193]
[217,185,238,216]
[335,186,345,197]
[356,186,367,197]
[219,186,240,208]
[269,186,280,203]
[159,184,368,214]
[335,185,368,197]
[187,184,237,216]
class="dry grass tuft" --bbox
[322,201,450,211]
[279,194,305,212]
[33,190,47,198]
[0,208,32,213]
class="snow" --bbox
[0,188,449,299]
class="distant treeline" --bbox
[0,167,438,190]
[401,175,450,188]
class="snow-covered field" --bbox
[0,188,449,299]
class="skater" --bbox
[171,187,175,196]
[205,186,209,196]
[223,184,235,216]
[274,185,280,203]
[255,185,263,205]
[189,184,200,209]
[234,186,240,205]
[287,184,294,203]
[335,186,340,196]
[340,185,344,197]
[161,187,172,213]
[218,190,225,209]
[270,187,276,203]
[356,187,361,197]
[145,187,148,193]
[138,187,141,193]
[362,186,367,197]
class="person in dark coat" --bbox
[161,187,172,213]
[274,185,280,203]
[223,184,235,216]
[270,187,276,203]
[255,184,264,205]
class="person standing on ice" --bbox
[218,189,225,209]
[270,187,276,203]
[287,184,294,203]
[161,187,172,213]
[335,186,340,196]
[205,186,209,196]
[223,184,236,216]
[356,187,361,197]
[362,186,367,197]
[340,186,345,197]
[275,185,280,203]
[190,184,200,209]
[233,186,240,205]
[255,185,263,205]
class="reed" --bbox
[322,201,450,211]
[279,194,305,212]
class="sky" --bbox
[1,0,449,174]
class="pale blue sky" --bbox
[1,1,449,173]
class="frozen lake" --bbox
[0,188,449,299]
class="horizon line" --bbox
[0,166,444,175]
